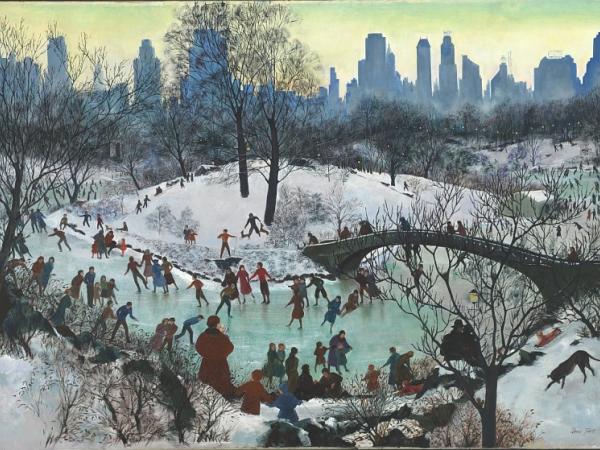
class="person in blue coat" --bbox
[380,346,401,387]
[271,383,302,422]
[327,330,352,373]
[41,257,54,292]
[151,260,167,293]
[320,295,342,333]
[35,209,47,232]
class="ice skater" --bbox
[124,256,149,293]
[215,282,236,318]
[175,314,205,345]
[48,228,72,252]
[285,290,305,329]
[250,262,273,304]
[321,295,342,333]
[187,274,209,307]
[217,229,235,258]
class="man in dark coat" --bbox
[195,315,234,398]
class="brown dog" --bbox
[546,350,600,390]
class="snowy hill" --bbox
[49,163,477,279]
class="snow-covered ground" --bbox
[46,164,477,279]
[4,159,600,448]
[497,322,600,447]
[473,139,592,171]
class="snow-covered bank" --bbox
[498,322,600,447]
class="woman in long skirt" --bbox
[237,265,254,303]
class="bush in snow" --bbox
[176,206,200,234]
[268,185,310,248]
[145,204,178,235]
[327,374,407,446]
[429,401,539,448]
[323,178,363,234]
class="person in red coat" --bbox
[236,265,254,303]
[285,292,305,329]
[196,315,234,398]
[235,369,273,415]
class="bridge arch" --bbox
[302,230,600,305]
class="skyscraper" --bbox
[345,78,359,106]
[416,38,432,102]
[490,61,527,103]
[133,39,161,107]
[534,55,580,101]
[582,33,600,93]
[362,33,387,95]
[181,29,226,101]
[47,36,70,87]
[438,35,458,107]
[328,67,340,108]
[460,55,482,104]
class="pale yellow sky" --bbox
[2,1,600,94]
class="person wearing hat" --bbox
[195,315,235,397]
[234,369,273,415]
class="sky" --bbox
[2,0,600,95]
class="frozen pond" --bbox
[24,230,424,378]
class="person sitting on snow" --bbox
[270,383,302,422]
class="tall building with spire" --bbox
[460,55,482,104]
[438,34,458,107]
[133,39,161,107]
[416,38,432,103]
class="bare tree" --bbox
[166,1,278,198]
[363,99,423,186]
[366,167,590,447]
[117,131,146,190]
[149,101,202,178]
[323,177,363,235]
[0,20,82,316]
[247,5,321,225]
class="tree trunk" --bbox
[480,368,498,448]
[178,158,187,178]
[236,115,250,198]
[67,182,81,204]
[130,172,141,190]
[389,161,396,186]
[0,178,23,324]
[263,120,280,226]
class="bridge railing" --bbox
[305,229,600,267]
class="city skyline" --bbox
[3,1,600,96]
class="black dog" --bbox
[546,350,600,390]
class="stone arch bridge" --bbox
[302,230,600,305]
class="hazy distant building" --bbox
[534,55,580,101]
[416,38,432,102]
[490,61,527,103]
[438,35,458,107]
[345,78,359,106]
[47,36,70,88]
[328,67,340,108]
[133,39,161,107]
[358,33,387,95]
[181,29,225,101]
[583,32,600,93]
[460,55,482,104]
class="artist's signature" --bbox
[570,428,597,434]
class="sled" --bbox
[213,257,242,270]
